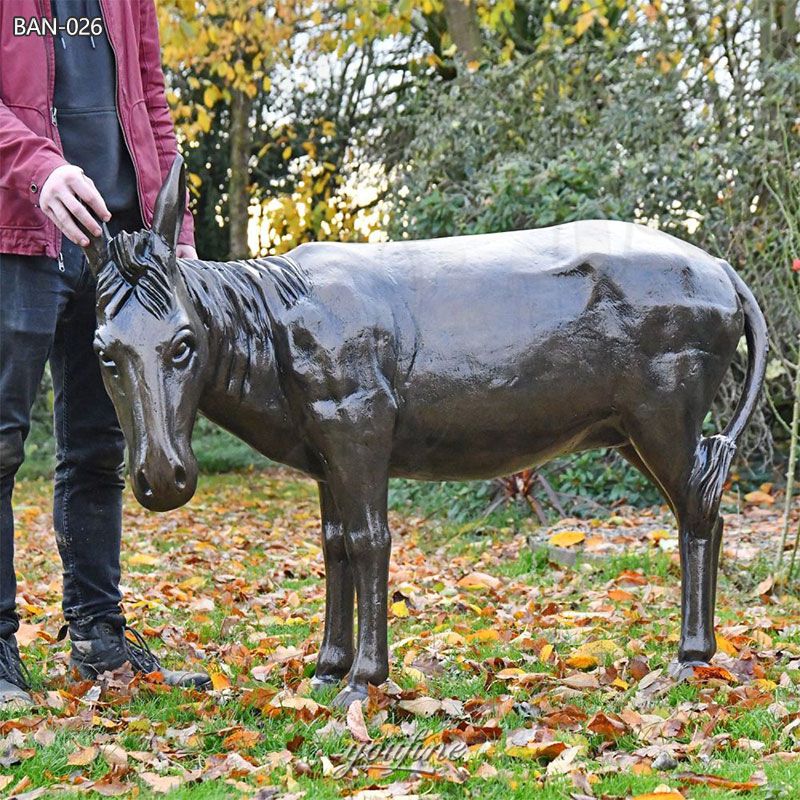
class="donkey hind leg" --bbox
[621,419,727,678]
[312,482,355,687]
[618,444,676,516]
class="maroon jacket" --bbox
[0,0,194,258]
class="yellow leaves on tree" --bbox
[157,0,298,142]
[157,0,393,254]
[251,153,383,256]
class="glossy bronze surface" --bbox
[84,156,768,707]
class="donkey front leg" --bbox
[312,482,354,687]
[329,481,391,709]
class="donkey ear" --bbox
[152,154,186,251]
[81,221,112,277]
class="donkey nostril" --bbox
[137,469,153,498]
[174,465,187,491]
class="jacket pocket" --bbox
[0,103,50,230]
[4,103,48,136]
[0,187,46,231]
[1,105,51,230]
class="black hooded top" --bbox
[50,0,138,214]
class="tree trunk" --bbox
[442,0,483,63]
[228,88,253,259]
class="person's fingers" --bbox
[47,199,90,247]
[61,192,102,237]
[69,172,111,222]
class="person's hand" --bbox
[176,245,197,259]
[39,164,111,247]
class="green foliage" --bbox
[190,418,272,473]
[389,448,662,523]
[545,449,661,509]
[389,477,497,523]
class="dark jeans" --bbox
[0,211,140,638]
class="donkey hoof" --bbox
[332,684,368,710]
[668,659,708,682]
[311,673,342,690]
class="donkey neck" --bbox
[177,256,310,469]
[199,340,295,465]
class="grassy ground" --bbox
[2,470,799,799]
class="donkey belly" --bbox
[388,322,626,481]
[388,413,625,481]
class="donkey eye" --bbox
[172,339,193,367]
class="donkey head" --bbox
[84,156,207,511]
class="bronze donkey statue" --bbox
[82,156,767,708]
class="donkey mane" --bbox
[97,245,310,343]
[179,255,310,341]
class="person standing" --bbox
[0,0,209,705]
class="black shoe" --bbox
[66,614,210,689]
[0,635,33,707]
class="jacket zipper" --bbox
[52,103,64,270]
[99,0,146,224]
[38,0,63,260]
[50,100,60,269]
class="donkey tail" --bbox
[688,261,768,523]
